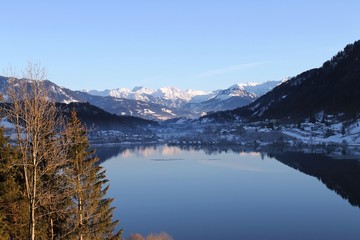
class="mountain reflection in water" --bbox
[269,151,360,208]
[97,144,360,209]
[97,144,360,239]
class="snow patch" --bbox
[161,108,176,116]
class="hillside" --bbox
[57,102,158,131]
[205,40,360,123]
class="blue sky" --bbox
[1,0,359,91]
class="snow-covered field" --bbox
[159,116,360,149]
[281,120,360,146]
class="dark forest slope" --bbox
[204,40,360,123]
[57,102,158,131]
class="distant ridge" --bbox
[84,81,280,118]
[0,73,279,120]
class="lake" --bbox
[98,145,360,240]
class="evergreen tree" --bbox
[65,110,121,240]
[0,126,28,239]
[2,64,122,239]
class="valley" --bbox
[1,41,360,151]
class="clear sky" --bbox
[1,0,359,91]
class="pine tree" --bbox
[0,126,28,239]
[2,64,122,239]
[65,110,121,240]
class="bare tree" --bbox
[6,63,68,240]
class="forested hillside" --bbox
[205,40,360,123]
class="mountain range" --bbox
[0,76,280,120]
[83,81,281,118]
[2,39,359,131]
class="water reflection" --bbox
[269,151,360,208]
[96,144,266,162]
[98,144,360,239]
[97,144,360,208]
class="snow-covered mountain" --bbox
[0,77,188,120]
[238,80,285,96]
[182,81,280,114]
[82,81,281,119]
[85,80,281,114]
[212,84,257,101]
[0,75,280,120]
[85,86,213,108]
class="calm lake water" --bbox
[98,145,360,240]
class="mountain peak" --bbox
[185,89,209,96]
[212,84,252,101]
[229,84,245,90]
[152,86,192,101]
[132,86,144,92]
[132,86,154,95]
[238,82,258,87]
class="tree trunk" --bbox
[30,197,35,240]
[78,179,83,240]
[50,218,54,240]
[30,157,37,240]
